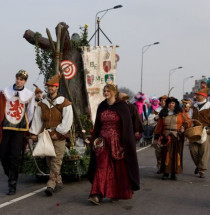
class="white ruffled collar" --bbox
[2,85,34,103]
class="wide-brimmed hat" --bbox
[159,94,168,101]
[45,74,60,86]
[194,88,209,97]
[166,97,180,106]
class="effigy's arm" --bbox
[23,30,54,51]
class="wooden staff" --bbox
[168,87,174,97]
[46,28,56,53]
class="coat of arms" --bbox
[105,74,114,83]
[103,61,111,73]
[87,75,94,86]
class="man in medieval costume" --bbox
[29,74,73,196]
[0,70,35,195]
[189,88,210,178]
[119,93,143,140]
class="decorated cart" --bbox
[22,22,118,180]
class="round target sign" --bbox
[60,60,77,80]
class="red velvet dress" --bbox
[90,109,133,199]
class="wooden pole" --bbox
[60,26,67,55]
[46,28,56,53]
[97,17,100,46]
[55,24,62,74]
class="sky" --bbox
[1,0,210,100]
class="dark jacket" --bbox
[127,102,144,133]
[88,99,140,191]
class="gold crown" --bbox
[106,80,117,90]
[17,70,28,78]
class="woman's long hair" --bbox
[159,97,182,118]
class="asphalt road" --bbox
[0,143,210,215]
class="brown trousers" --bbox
[189,135,210,171]
[46,139,66,189]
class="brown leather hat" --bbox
[195,88,209,97]
[45,74,59,86]
[33,84,43,94]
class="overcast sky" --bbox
[1,0,210,100]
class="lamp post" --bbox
[140,42,159,92]
[183,76,194,97]
[168,66,183,91]
[94,5,123,46]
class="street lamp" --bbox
[168,66,183,91]
[94,5,123,46]
[183,76,194,97]
[140,42,159,92]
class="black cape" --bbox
[87,99,140,191]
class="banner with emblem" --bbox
[82,46,118,123]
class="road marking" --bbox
[0,187,46,209]
[0,146,150,209]
[136,145,151,152]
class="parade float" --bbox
[22,22,118,180]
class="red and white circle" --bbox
[60,60,77,80]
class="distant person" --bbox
[200,80,207,89]
[181,99,193,118]
[148,96,160,116]
[148,94,167,173]
[154,97,191,180]
[188,88,210,178]
[119,93,143,140]
[87,83,140,205]
[134,92,148,123]
[0,70,34,195]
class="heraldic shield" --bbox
[5,98,25,124]
[87,75,94,86]
[103,61,111,73]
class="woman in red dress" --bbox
[87,83,140,205]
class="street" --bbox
[0,143,210,215]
